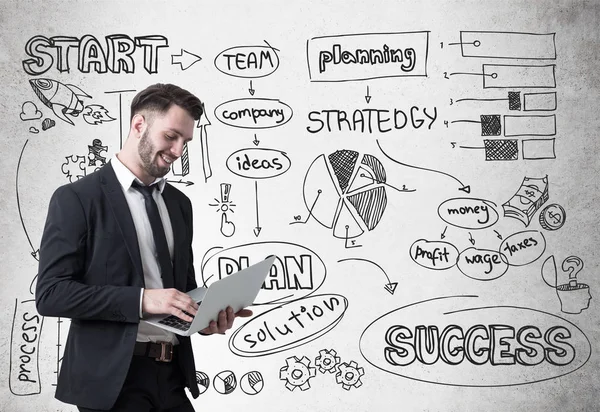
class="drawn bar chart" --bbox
[460,31,556,59]
[504,115,556,137]
[483,64,556,88]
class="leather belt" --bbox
[134,341,176,362]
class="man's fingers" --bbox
[236,308,253,318]
[172,307,194,322]
[226,307,235,329]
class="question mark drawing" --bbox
[562,256,584,288]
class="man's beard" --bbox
[138,128,170,178]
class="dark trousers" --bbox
[78,354,195,412]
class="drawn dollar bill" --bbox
[502,176,549,226]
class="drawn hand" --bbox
[142,288,199,322]
[200,306,253,335]
[220,212,235,237]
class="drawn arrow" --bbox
[253,133,260,146]
[253,180,262,237]
[376,139,470,193]
[494,230,503,240]
[171,49,202,71]
[196,102,212,182]
[249,80,255,96]
[166,179,194,187]
[16,139,39,261]
[441,226,448,239]
[338,258,397,295]
[468,232,475,245]
[365,85,372,104]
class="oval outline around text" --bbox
[438,198,499,230]
[226,148,291,179]
[214,45,280,79]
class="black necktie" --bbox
[131,181,174,288]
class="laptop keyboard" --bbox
[158,302,201,331]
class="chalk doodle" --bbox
[541,256,591,314]
[22,34,168,75]
[195,371,210,395]
[215,98,293,129]
[377,139,470,193]
[61,155,86,182]
[315,348,341,374]
[171,49,202,71]
[87,139,108,167]
[197,102,213,182]
[538,203,566,231]
[9,299,44,396]
[301,150,389,242]
[213,370,237,394]
[337,258,398,295]
[306,31,429,82]
[42,118,56,131]
[20,101,43,121]
[171,142,190,176]
[458,31,556,60]
[279,355,317,391]
[82,104,115,125]
[214,42,280,78]
[336,360,365,390]
[16,140,40,262]
[29,79,91,125]
[460,139,519,161]
[360,295,591,387]
[240,371,265,395]
[502,176,549,226]
[209,183,236,237]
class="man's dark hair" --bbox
[130,83,203,123]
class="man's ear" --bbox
[130,113,147,138]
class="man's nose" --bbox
[171,139,185,158]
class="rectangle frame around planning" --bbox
[307,31,429,82]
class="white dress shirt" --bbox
[111,155,179,345]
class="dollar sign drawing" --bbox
[548,210,562,224]
[525,189,535,197]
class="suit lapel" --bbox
[99,164,145,287]
[162,185,187,291]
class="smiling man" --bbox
[36,84,251,411]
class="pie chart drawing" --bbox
[303,149,387,239]
[195,371,210,395]
[240,371,264,395]
[213,370,237,394]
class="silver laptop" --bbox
[143,255,276,336]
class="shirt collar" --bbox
[111,154,167,193]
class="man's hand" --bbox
[142,288,199,322]
[200,306,253,335]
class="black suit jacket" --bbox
[36,162,200,410]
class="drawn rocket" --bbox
[29,78,91,125]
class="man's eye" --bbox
[166,134,175,140]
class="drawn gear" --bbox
[315,349,341,374]
[279,355,317,391]
[335,361,364,390]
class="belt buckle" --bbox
[155,342,173,363]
